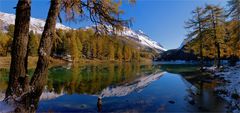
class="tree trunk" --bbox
[24,0,61,111]
[30,0,60,88]
[196,11,204,71]
[200,42,203,71]
[5,0,31,99]
[5,0,61,112]
[216,43,221,68]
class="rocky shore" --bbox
[205,65,240,113]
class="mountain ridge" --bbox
[0,11,166,52]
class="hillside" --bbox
[158,49,197,61]
[0,11,166,53]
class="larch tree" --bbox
[117,46,123,61]
[97,38,103,59]
[28,30,39,56]
[68,30,80,62]
[91,39,97,59]
[185,7,208,70]
[108,42,115,60]
[75,31,83,59]
[0,31,11,56]
[228,0,240,40]
[227,0,240,65]
[19,0,62,112]
[205,5,226,68]
[7,24,15,38]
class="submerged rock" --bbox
[188,100,195,105]
[198,106,209,112]
[231,93,239,100]
[168,100,175,104]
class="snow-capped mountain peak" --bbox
[0,11,70,34]
[87,25,166,52]
[81,25,166,52]
[0,11,166,52]
[120,27,166,52]
[136,30,144,34]
[178,36,195,49]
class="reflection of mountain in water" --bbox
[0,92,4,101]
[0,64,163,101]
[0,90,64,101]
[2,72,166,101]
[99,72,165,98]
[40,88,65,101]
[37,71,166,100]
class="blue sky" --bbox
[0,0,227,50]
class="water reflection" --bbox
[0,63,227,112]
[46,63,161,95]
[99,72,165,98]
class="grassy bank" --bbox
[76,58,153,65]
[0,57,68,69]
[0,57,153,69]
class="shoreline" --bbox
[0,57,153,69]
[0,57,68,69]
[205,65,240,113]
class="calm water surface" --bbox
[0,63,227,112]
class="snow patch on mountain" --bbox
[179,36,195,49]
[99,72,165,98]
[0,11,166,52]
[0,11,70,34]
[121,27,166,52]
[85,25,166,52]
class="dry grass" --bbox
[0,57,153,69]
[0,57,68,69]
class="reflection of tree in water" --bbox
[45,63,159,95]
[0,63,161,111]
[0,63,160,96]
[66,64,80,94]
[181,72,226,112]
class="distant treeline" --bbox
[0,25,156,62]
